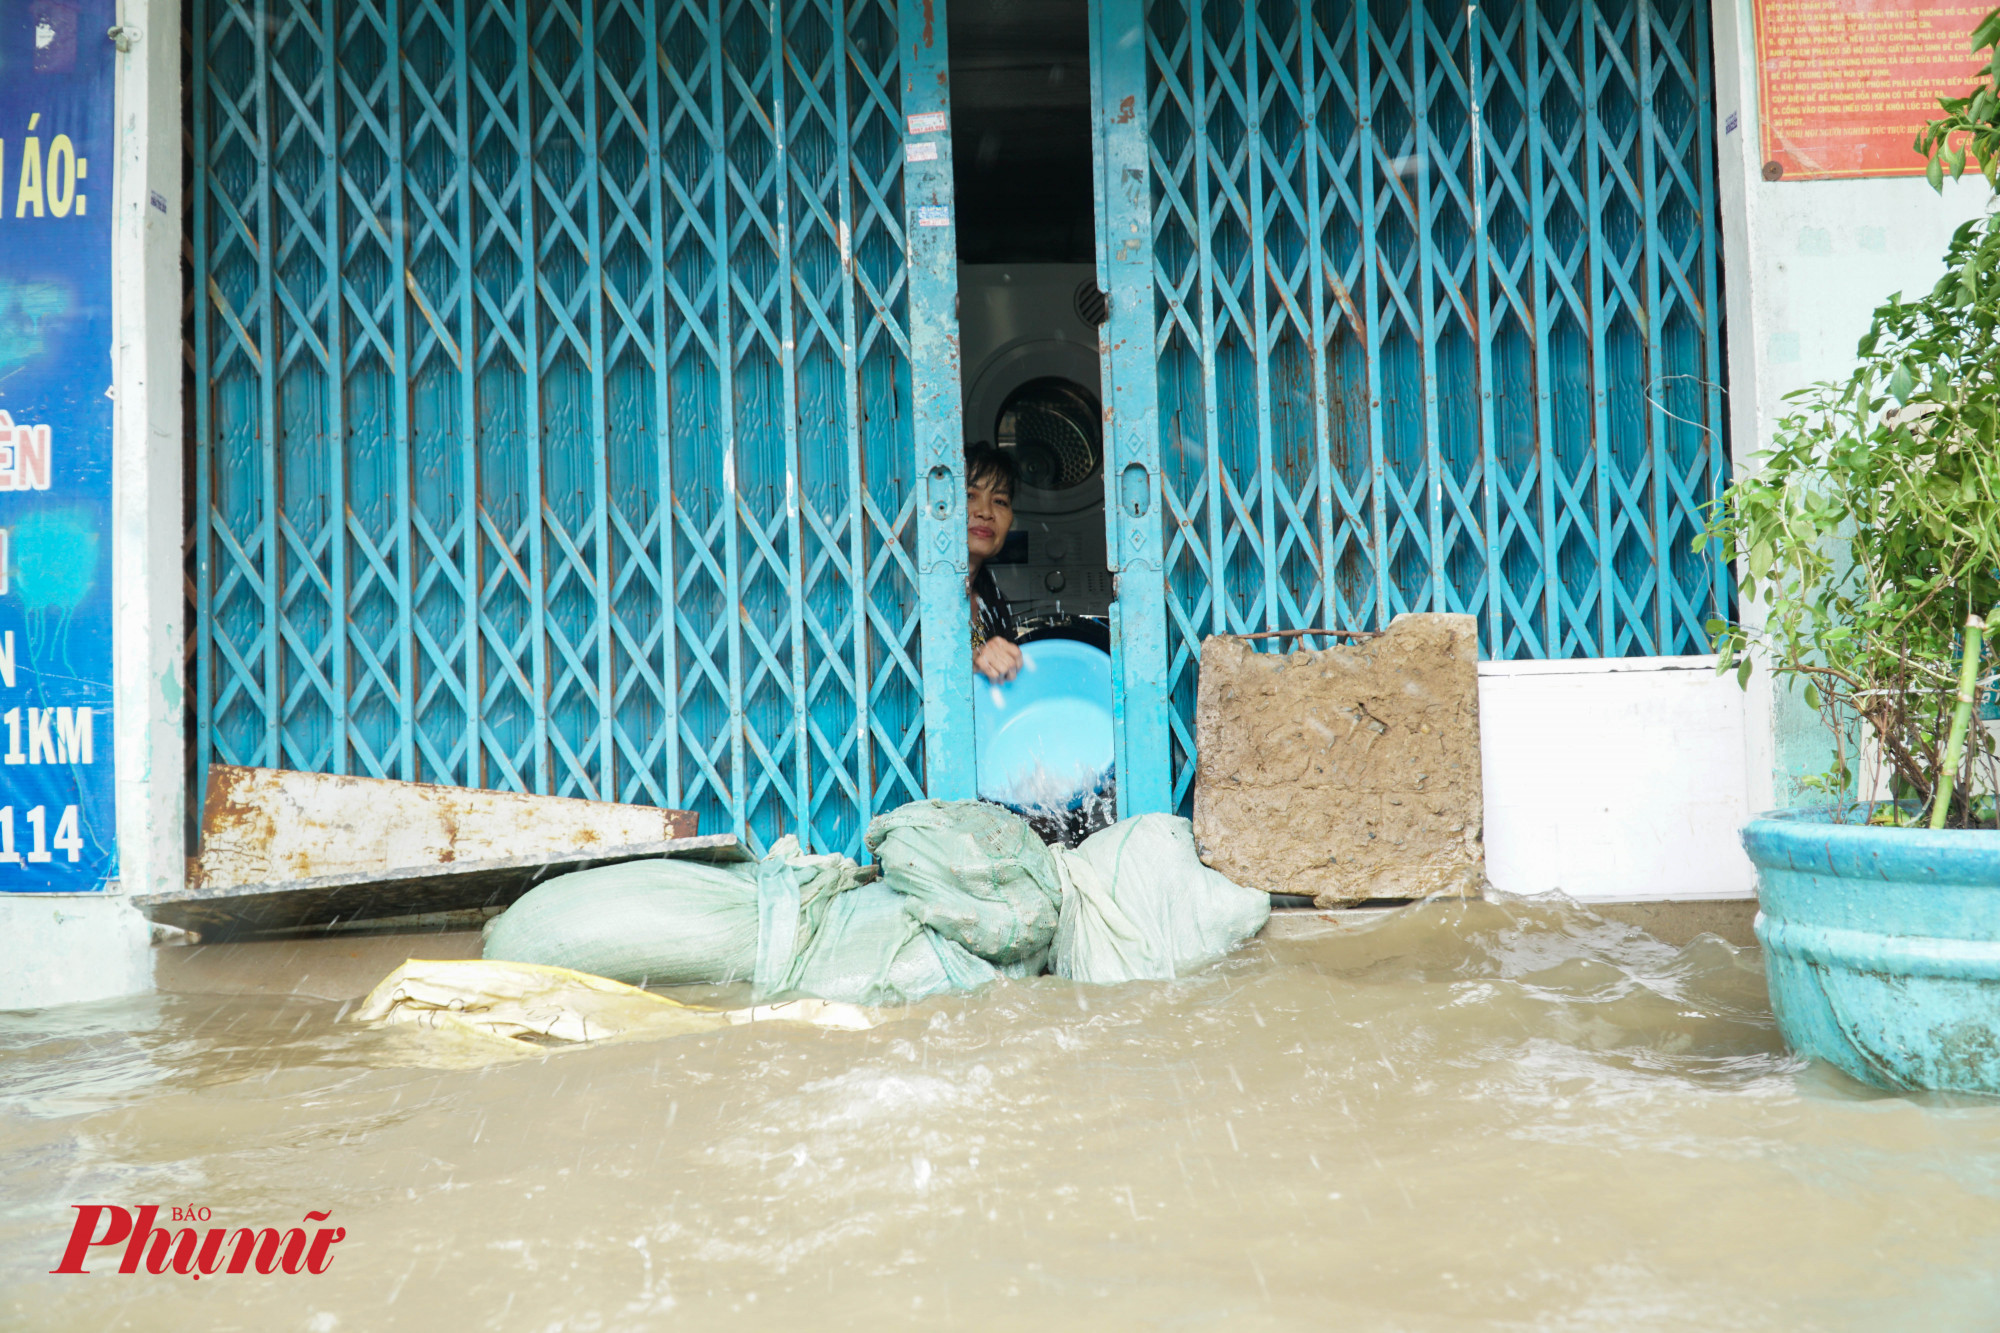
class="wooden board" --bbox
[135,834,751,940]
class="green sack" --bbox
[482,855,763,987]
[482,812,1258,998]
[1051,814,1270,984]
[756,871,1002,1007]
[486,834,1015,1007]
[865,799,1064,966]
[484,838,869,987]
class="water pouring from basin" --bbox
[974,638,1114,829]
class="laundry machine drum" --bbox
[997,377,1101,492]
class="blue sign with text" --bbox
[0,0,116,892]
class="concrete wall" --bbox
[111,0,189,920]
[1710,0,1991,813]
[0,895,154,1009]
[3,0,179,1011]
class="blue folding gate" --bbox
[1092,0,1728,813]
[191,0,972,856]
[190,0,1725,845]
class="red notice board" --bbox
[1755,0,1988,179]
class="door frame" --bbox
[1090,0,1175,817]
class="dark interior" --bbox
[948,0,1096,263]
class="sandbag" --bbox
[1051,813,1270,984]
[485,833,1010,1007]
[762,878,1004,1006]
[865,799,1063,965]
[483,839,867,988]
[481,806,1261,1005]
[482,855,763,986]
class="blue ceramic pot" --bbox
[1745,805,2000,1093]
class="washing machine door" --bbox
[985,377,1113,621]
[1000,378,1100,494]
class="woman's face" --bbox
[966,471,1014,566]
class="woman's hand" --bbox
[974,636,1023,683]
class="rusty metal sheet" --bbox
[192,766,699,892]
[136,834,751,940]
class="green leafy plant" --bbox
[1699,8,2000,829]
[1916,7,2000,190]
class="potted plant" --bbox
[1701,9,2000,1093]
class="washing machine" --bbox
[957,263,1111,623]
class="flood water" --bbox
[5,896,2000,1330]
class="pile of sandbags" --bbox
[482,801,1268,1004]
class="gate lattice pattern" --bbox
[191,0,925,856]
[1140,0,1727,809]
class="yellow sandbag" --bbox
[351,958,873,1056]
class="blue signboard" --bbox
[0,0,115,892]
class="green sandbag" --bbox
[756,874,1002,1006]
[865,799,1064,965]
[485,838,868,988]
[486,835,1013,1006]
[482,856,762,986]
[1051,813,1270,984]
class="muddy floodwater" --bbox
[6,897,2000,1330]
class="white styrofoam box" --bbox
[1479,656,1756,902]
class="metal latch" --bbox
[926,465,955,520]
[1120,462,1149,518]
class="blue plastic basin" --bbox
[974,638,1113,810]
[1744,805,2000,1093]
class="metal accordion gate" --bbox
[190,0,971,856]
[1091,0,1729,814]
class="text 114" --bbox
[0,805,83,863]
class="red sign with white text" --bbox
[1755,0,1988,178]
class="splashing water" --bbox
[5,895,2000,1330]
[1000,766,1116,847]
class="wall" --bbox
[1710,0,1991,812]
[0,0,179,1011]
[0,899,154,1009]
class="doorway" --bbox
[949,0,1113,644]
[1087,0,1732,813]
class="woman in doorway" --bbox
[966,442,1023,683]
